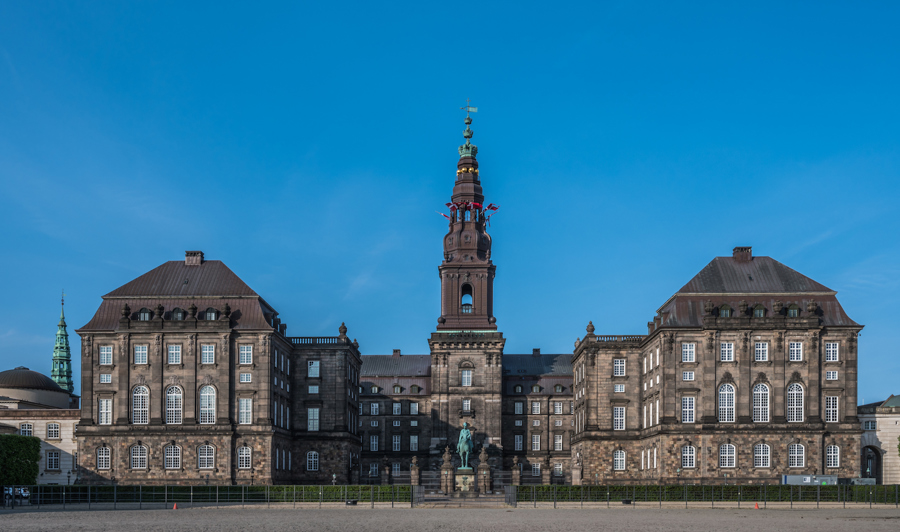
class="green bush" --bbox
[0,435,41,485]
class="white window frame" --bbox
[463,399,472,412]
[554,434,563,451]
[613,450,625,471]
[165,386,183,425]
[167,344,181,365]
[789,342,803,362]
[681,446,695,468]
[682,343,695,363]
[131,445,148,469]
[201,344,215,364]
[164,445,181,469]
[720,342,734,362]
[514,434,523,451]
[308,407,320,431]
[754,342,768,362]
[752,383,769,423]
[99,398,112,425]
[532,463,541,476]
[532,401,540,414]
[613,406,625,430]
[514,402,523,415]
[133,344,148,365]
[754,444,770,468]
[19,423,32,436]
[825,342,839,362]
[100,373,111,383]
[199,386,216,424]
[554,402,563,415]
[239,373,252,383]
[789,443,805,468]
[410,402,419,415]
[826,445,840,468]
[613,359,626,376]
[99,345,113,365]
[132,386,149,425]
[199,445,215,469]
[238,446,251,469]
[719,444,735,468]
[718,383,735,423]
[239,345,253,365]
[681,396,695,423]
[460,369,472,387]
[370,435,379,452]
[531,434,540,451]
[392,435,401,452]
[787,383,804,422]
[614,384,625,393]
[825,396,838,423]
[393,402,401,415]
[307,360,320,377]
[47,422,60,439]
[371,402,379,415]
[46,451,61,470]
[97,447,111,470]
[826,371,838,381]
[238,398,252,424]
[683,371,694,381]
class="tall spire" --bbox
[458,99,478,159]
[51,290,74,393]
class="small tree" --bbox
[0,435,41,485]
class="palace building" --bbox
[74,115,863,485]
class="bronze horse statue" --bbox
[457,422,473,468]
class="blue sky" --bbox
[1,1,898,403]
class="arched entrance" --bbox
[861,446,883,484]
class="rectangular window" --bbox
[308,408,320,431]
[99,345,113,365]
[133,345,148,365]
[682,343,695,363]
[236,345,251,365]
[460,369,472,386]
[371,402,379,415]
[201,344,215,364]
[530,401,540,414]
[307,360,320,377]
[863,421,876,430]
[720,342,734,362]
[393,402,401,415]
[47,423,60,439]
[555,419,562,426]
[613,407,625,430]
[370,435,379,452]
[613,450,625,471]
[554,402,563,414]
[755,342,768,362]
[19,423,32,436]
[410,435,418,451]
[826,445,840,468]
[682,396,695,423]
[554,463,563,476]
[410,402,419,415]
[789,342,803,362]
[532,463,541,477]
[825,342,839,362]
[97,447,111,470]
[789,444,805,468]
[238,398,252,424]
[393,420,400,426]
[167,345,181,365]
[825,396,838,423]
[826,371,838,381]
[238,373,251,383]
[531,434,541,451]
[754,444,770,468]
[613,359,626,376]
[47,451,60,470]
[514,434,523,451]
[532,419,540,426]
[682,371,694,381]
[554,434,563,451]
[410,420,418,427]
[614,384,625,393]
[515,419,523,426]
[309,385,319,394]
[371,420,378,427]
[100,374,111,383]
[514,402,523,415]
[462,399,471,411]
[99,399,112,425]
[392,435,401,452]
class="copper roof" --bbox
[104,260,259,298]
[0,367,65,393]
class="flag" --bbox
[436,211,451,220]
[470,202,483,210]
[485,203,499,211]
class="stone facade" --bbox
[859,396,900,484]
[0,409,80,485]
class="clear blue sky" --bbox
[1,1,898,403]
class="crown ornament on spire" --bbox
[458,99,478,158]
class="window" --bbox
[43,450,60,470]
[720,342,734,362]
[788,305,799,318]
[199,445,215,469]
[787,383,804,422]
[555,384,563,393]
[238,398,252,424]
[371,420,379,427]
[825,342,839,362]
[513,385,523,393]
[238,446,251,469]
[410,420,418,427]
[308,408,320,431]
[719,306,732,318]
[410,402,419,415]
[132,386,149,424]
[410,435,418,451]
[165,445,181,469]
[719,444,736,468]
[514,434,523,451]
[240,373,252,383]
[826,445,840,468]
[19,423,32,436]
[461,283,473,312]
[393,402,402,415]
[199,386,216,424]
[554,434,563,451]
[308,385,319,394]
[682,396,695,423]
[532,434,541,451]
[370,386,379,394]
[393,435,401,452]
[97,447,111,470]
[100,345,113,365]
[370,435,379,452]
[789,342,803,362]
[745,383,768,423]
[515,419,523,427]
[614,384,625,393]
[461,369,472,387]
[134,345,148,364]
[613,359,626,376]
[826,371,838,381]
[514,402,523,415]
[754,444,770,468]
[204,308,217,320]
[532,419,540,426]
[239,346,253,365]
[46,423,60,439]
[99,398,112,425]
[683,371,694,381]
[718,384,735,423]
[755,342,768,362]
[172,307,185,320]
[166,386,183,424]
[613,406,625,430]
[682,343,695,363]
[201,344,215,364]
[754,307,765,318]
[825,396,838,423]
[532,401,540,414]
[371,403,379,415]
[531,385,540,393]
[554,463,563,476]
[555,419,562,426]
[165,344,181,365]
[131,445,148,469]
[462,399,471,411]
[681,446,695,468]
[554,402,563,414]
[100,373,111,383]
[863,421,876,430]
[532,463,541,476]
[613,450,625,471]
[789,443,805,468]
[394,420,401,426]
[138,308,151,321]
[393,385,401,394]
[369,463,378,477]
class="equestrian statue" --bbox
[457,422,473,469]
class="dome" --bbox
[0,367,65,393]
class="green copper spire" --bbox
[51,290,74,393]
[458,100,478,158]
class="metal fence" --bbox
[0,484,412,511]
[507,484,900,509]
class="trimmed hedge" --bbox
[0,434,41,486]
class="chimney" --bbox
[532,348,541,357]
[732,246,752,264]
[392,349,401,358]
[185,251,204,266]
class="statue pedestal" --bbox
[455,467,476,492]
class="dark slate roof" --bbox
[361,355,431,377]
[0,367,65,393]
[79,297,276,331]
[678,256,833,294]
[104,261,258,298]
[502,354,572,376]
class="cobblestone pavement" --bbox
[2,507,900,532]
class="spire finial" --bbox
[458,100,478,158]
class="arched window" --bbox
[753,305,766,318]
[237,446,251,469]
[514,385,523,393]
[788,443,805,467]
[787,304,800,318]
[393,385,402,394]
[138,308,151,321]
[752,384,769,423]
[532,385,540,393]
[681,446,696,468]
[132,386,149,424]
[719,305,732,318]
[164,445,181,469]
[166,386,183,424]
[307,451,319,471]
[97,447,111,470]
[826,445,840,468]
[204,307,217,320]
[613,450,625,471]
[719,444,736,468]
[753,444,770,468]
[787,383,804,422]
[198,445,215,469]
[718,384,735,423]
[171,308,185,320]
[461,285,473,314]
[199,386,216,424]
[131,445,148,469]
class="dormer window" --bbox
[514,384,523,393]
[753,305,765,318]
[371,386,379,394]
[411,385,420,394]
[531,385,540,393]
[461,284,473,314]
[138,308,151,321]
[204,308,217,320]
[172,308,185,321]
[788,305,800,318]
[393,385,401,394]
[554,384,563,393]
[719,305,732,318]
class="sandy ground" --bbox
[2,507,900,532]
